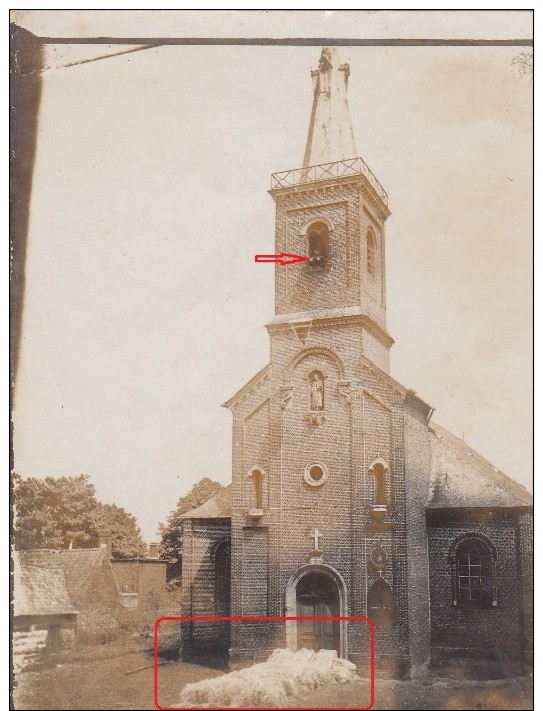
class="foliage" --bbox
[91,502,147,559]
[158,477,224,575]
[13,473,98,551]
[13,473,146,558]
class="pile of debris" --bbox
[179,647,359,708]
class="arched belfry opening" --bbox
[307,221,330,269]
[367,228,377,275]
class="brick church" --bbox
[179,47,533,676]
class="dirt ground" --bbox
[12,640,533,710]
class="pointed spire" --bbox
[303,47,358,168]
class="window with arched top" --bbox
[251,469,263,510]
[450,535,496,609]
[307,222,330,269]
[368,459,389,522]
[367,577,395,627]
[372,463,387,506]
[214,539,231,606]
[367,228,376,275]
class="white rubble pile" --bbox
[179,648,359,708]
[12,630,48,674]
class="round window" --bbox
[303,462,329,487]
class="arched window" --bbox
[372,463,387,506]
[451,535,496,609]
[369,459,389,522]
[307,222,330,269]
[251,469,263,510]
[214,540,231,605]
[367,228,376,275]
[367,577,395,627]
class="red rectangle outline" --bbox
[154,615,374,711]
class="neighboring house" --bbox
[111,544,167,610]
[13,551,78,671]
[179,47,533,678]
[16,546,123,643]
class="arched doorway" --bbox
[296,571,340,653]
[285,564,347,657]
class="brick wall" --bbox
[183,169,532,679]
[518,512,533,664]
[427,516,524,666]
[229,331,420,671]
[273,181,387,331]
[181,518,231,651]
[403,401,433,671]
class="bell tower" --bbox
[268,47,393,373]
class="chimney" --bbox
[148,542,159,559]
[97,530,112,557]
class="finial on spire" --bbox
[302,47,358,168]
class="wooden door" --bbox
[296,572,340,654]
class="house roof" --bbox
[428,422,533,509]
[13,551,77,617]
[180,484,232,519]
[57,549,111,601]
[15,547,113,609]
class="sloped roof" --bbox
[13,551,77,617]
[222,364,271,411]
[428,422,533,509]
[16,547,113,608]
[57,549,110,600]
[180,484,232,519]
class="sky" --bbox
[12,17,533,541]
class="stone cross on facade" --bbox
[310,528,322,551]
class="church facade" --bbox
[179,48,533,677]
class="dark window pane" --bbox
[455,537,493,609]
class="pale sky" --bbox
[12,15,533,541]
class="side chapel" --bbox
[179,47,533,676]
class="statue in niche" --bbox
[309,372,324,410]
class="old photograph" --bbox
[10,11,533,710]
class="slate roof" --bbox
[180,484,232,519]
[13,551,77,617]
[15,547,114,614]
[57,549,109,601]
[428,422,533,509]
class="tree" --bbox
[12,473,146,558]
[91,502,147,559]
[158,477,223,581]
[13,473,98,550]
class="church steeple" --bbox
[269,46,393,374]
[303,47,358,167]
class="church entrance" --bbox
[296,572,340,654]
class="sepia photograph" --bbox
[10,11,533,710]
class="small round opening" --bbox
[309,465,324,482]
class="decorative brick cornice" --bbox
[267,309,394,349]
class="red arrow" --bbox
[255,252,309,265]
